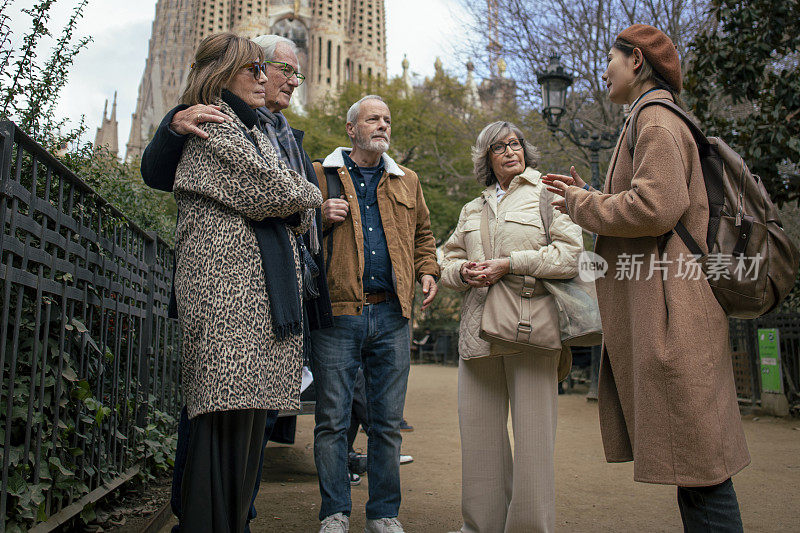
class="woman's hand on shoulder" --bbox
[170,104,232,139]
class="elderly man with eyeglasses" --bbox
[140,35,331,533]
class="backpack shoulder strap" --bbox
[538,187,555,245]
[626,99,708,258]
[626,98,709,159]
[314,159,344,267]
[321,167,341,232]
[313,158,342,200]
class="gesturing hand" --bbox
[541,166,585,215]
[542,166,586,192]
[170,104,232,138]
[551,197,569,215]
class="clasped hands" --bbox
[460,258,510,288]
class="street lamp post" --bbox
[537,54,617,400]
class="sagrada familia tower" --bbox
[94,91,119,157]
[116,0,387,160]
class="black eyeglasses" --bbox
[265,60,306,86]
[245,62,269,80]
[489,138,524,155]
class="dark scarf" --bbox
[256,107,320,255]
[221,90,302,340]
[256,107,305,179]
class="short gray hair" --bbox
[346,95,386,124]
[471,121,540,186]
[250,34,298,61]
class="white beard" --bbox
[354,131,389,153]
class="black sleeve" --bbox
[140,104,190,192]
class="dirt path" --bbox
[163,364,800,532]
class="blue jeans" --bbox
[171,406,280,532]
[677,478,744,532]
[311,297,410,521]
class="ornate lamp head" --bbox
[537,54,573,131]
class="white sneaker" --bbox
[399,454,413,465]
[320,512,350,533]
[364,517,404,533]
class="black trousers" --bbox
[677,478,744,533]
[181,409,268,533]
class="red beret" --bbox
[617,24,682,93]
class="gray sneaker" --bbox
[364,517,404,533]
[320,512,350,533]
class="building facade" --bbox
[126,0,387,160]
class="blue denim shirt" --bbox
[342,151,394,294]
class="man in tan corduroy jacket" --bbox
[310,95,439,533]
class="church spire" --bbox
[95,91,120,158]
[465,61,481,109]
[400,54,412,98]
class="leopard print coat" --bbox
[173,100,322,419]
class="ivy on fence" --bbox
[1,121,182,531]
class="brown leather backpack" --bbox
[628,98,799,319]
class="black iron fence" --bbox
[729,313,800,408]
[0,121,181,531]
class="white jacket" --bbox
[440,167,583,359]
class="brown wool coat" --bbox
[313,148,440,319]
[565,90,750,486]
[173,100,322,419]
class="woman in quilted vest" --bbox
[172,32,322,531]
[439,121,583,532]
[543,25,749,532]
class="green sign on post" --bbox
[758,328,783,394]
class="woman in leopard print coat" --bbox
[171,32,322,531]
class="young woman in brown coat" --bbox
[543,25,749,532]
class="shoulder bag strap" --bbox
[539,187,555,245]
[480,199,492,260]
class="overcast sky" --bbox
[7,0,471,158]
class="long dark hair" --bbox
[613,38,685,109]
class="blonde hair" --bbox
[180,32,264,106]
